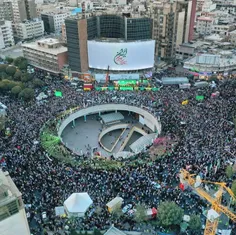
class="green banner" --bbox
[196,95,204,101]
[108,87,114,91]
[152,87,159,91]
[55,91,62,97]
[120,87,133,91]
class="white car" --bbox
[122,204,132,214]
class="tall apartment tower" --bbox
[0,1,13,21]
[12,0,37,23]
[151,0,196,61]
[0,170,31,235]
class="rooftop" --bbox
[23,39,67,55]
[197,16,213,21]
[37,38,60,45]
[104,226,127,235]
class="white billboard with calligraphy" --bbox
[88,40,155,71]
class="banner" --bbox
[55,91,62,97]
[196,95,204,101]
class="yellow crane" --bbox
[179,169,236,235]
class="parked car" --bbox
[122,204,132,214]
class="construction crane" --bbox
[179,169,236,235]
[105,65,110,86]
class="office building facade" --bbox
[41,11,71,34]
[0,170,30,235]
[65,15,153,72]
[0,1,13,21]
[0,21,14,49]
[151,0,196,61]
[23,38,68,73]
[12,0,37,23]
[16,19,44,40]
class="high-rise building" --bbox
[65,14,153,72]
[16,19,44,40]
[41,11,71,34]
[0,21,14,49]
[0,170,30,235]
[0,1,13,21]
[151,0,196,61]
[12,0,37,23]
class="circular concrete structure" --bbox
[58,104,161,158]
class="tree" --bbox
[33,78,44,88]
[21,73,31,82]
[188,214,201,232]
[6,65,17,77]
[19,61,28,70]
[14,56,27,67]
[0,79,17,91]
[0,64,8,73]
[111,206,123,219]
[134,203,147,223]
[232,180,236,196]
[19,88,34,100]
[157,201,184,227]
[11,85,22,96]
[226,165,234,178]
[13,70,22,81]
[5,57,14,64]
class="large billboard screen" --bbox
[88,40,155,71]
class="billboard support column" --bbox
[73,119,75,127]
[84,115,87,122]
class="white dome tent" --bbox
[64,192,93,217]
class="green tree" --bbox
[19,61,28,70]
[0,64,8,73]
[21,73,31,82]
[33,78,44,88]
[5,57,14,64]
[0,79,16,91]
[11,85,22,96]
[188,214,201,232]
[134,203,147,223]
[14,56,27,67]
[0,72,10,80]
[157,201,184,227]
[111,206,123,219]
[13,70,22,81]
[19,88,34,100]
[226,165,234,178]
[232,180,236,196]
[6,65,17,77]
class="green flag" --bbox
[55,91,62,97]
[196,95,204,101]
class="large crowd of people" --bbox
[1,68,236,235]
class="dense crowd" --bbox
[1,69,236,235]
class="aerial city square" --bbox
[0,0,236,235]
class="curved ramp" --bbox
[129,133,158,154]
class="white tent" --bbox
[64,192,93,217]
